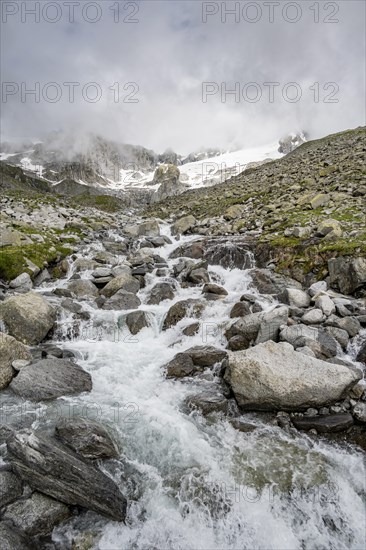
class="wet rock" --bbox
[249,269,302,296]
[102,290,141,311]
[124,310,149,335]
[205,241,253,269]
[229,418,257,432]
[0,522,30,550]
[67,279,99,299]
[165,353,197,378]
[292,414,354,433]
[352,402,366,423]
[225,341,361,411]
[225,312,262,346]
[0,334,32,390]
[6,430,127,522]
[147,282,175,305]
[185,345,227,367]
[55,418,119,459]
[170,242,204,260]
[0,292,56,345]
[230,302,251,318]
[101,274,140,298]
[187,268,210,285]
[202,283,228,296]
[182,322,200,336]
[185,389,229,415]
[10,358,92,401]
[356,341,366,365]
[227,335,250,351]
[163,299,205,330]
[0,471,23,507]
[3,492,70,537]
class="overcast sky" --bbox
[1,0,365,154]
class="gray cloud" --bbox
[1,0,365,153]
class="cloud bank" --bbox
[1,0,365,153]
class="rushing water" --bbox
[1,226,365,550]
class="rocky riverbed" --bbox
[0,129,365,549]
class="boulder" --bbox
[0,292,56,345]
[292,413,354,433]
[328,257,366,295]
[6,430,127,521]
[0,522,30,550]
[163,299,205,330]
[225,312,262,346]
[356,341,366,365]
[282,288,310,308]
[124,310,149,335]
[325,327,349,349]
[255,306,288,344]
[202,283,228,296]
[185,346,227,367]
[102,290,141,311]
[169,242,204,260]
[67,279,99,299]
[3,492,70,537]
[317,219,342,238]
[10,358,92,401]
[165,353,197,378]
[172,215,196,235]
[250,268,302,296]
[225,341,361,411]
[187,268,210,285]
[124,219,160,238]
[101,274,140,298]
[352,402,366,423]
[55,418,119,459]
[205,241,253,269]
[147,282,175,305]
[0,334,32,390]
[324,315,361,337]
[301,308,324,325]
[185,389,229,415]
[230,301,251,318]
[0,471,23,508]
[315,294,336,316]
[182,322,200,336]
[9,273,32,291]
[308,281,327,297]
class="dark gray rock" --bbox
[165,353,197,378]
[3,492,70,537]
[185,346,227,367]
[163,299,205,330]
[185,389,229,415]
[6,430,127,522]
[292,414,354,433]
[10,359,92,401]
[147,282,175,305]
[124,310,149,335]
[356,341,366,365]
[202,283,228,296]
[187,268,210,285]
[0,522,30,550]
[67,279,99,299]
[102,290,141,311]
[0,471,23,508]
[182,322,200,336]
[230,302,251,318]
[55,418,119,459]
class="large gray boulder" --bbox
[55,418,119,459]
[102,290,141,311]
[6,430,127,522]
[101,274,140,298]
[0,292,56,345]
[0,471,23,508]
[328,256,366,295]
[10,358,92,401]
[225,341,361,411]
[67,279,99,299]
[255,306,288,344]
[163,299,205,330]
[3,492,70,537]
[0,334,32,390]
[172,215,196,235]
[147,282,175,305]
[124,219,160,238]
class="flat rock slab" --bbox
[6,430,127,522]
[226,341,362,411]
[10,359,92,401]
[292,414,354,433]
